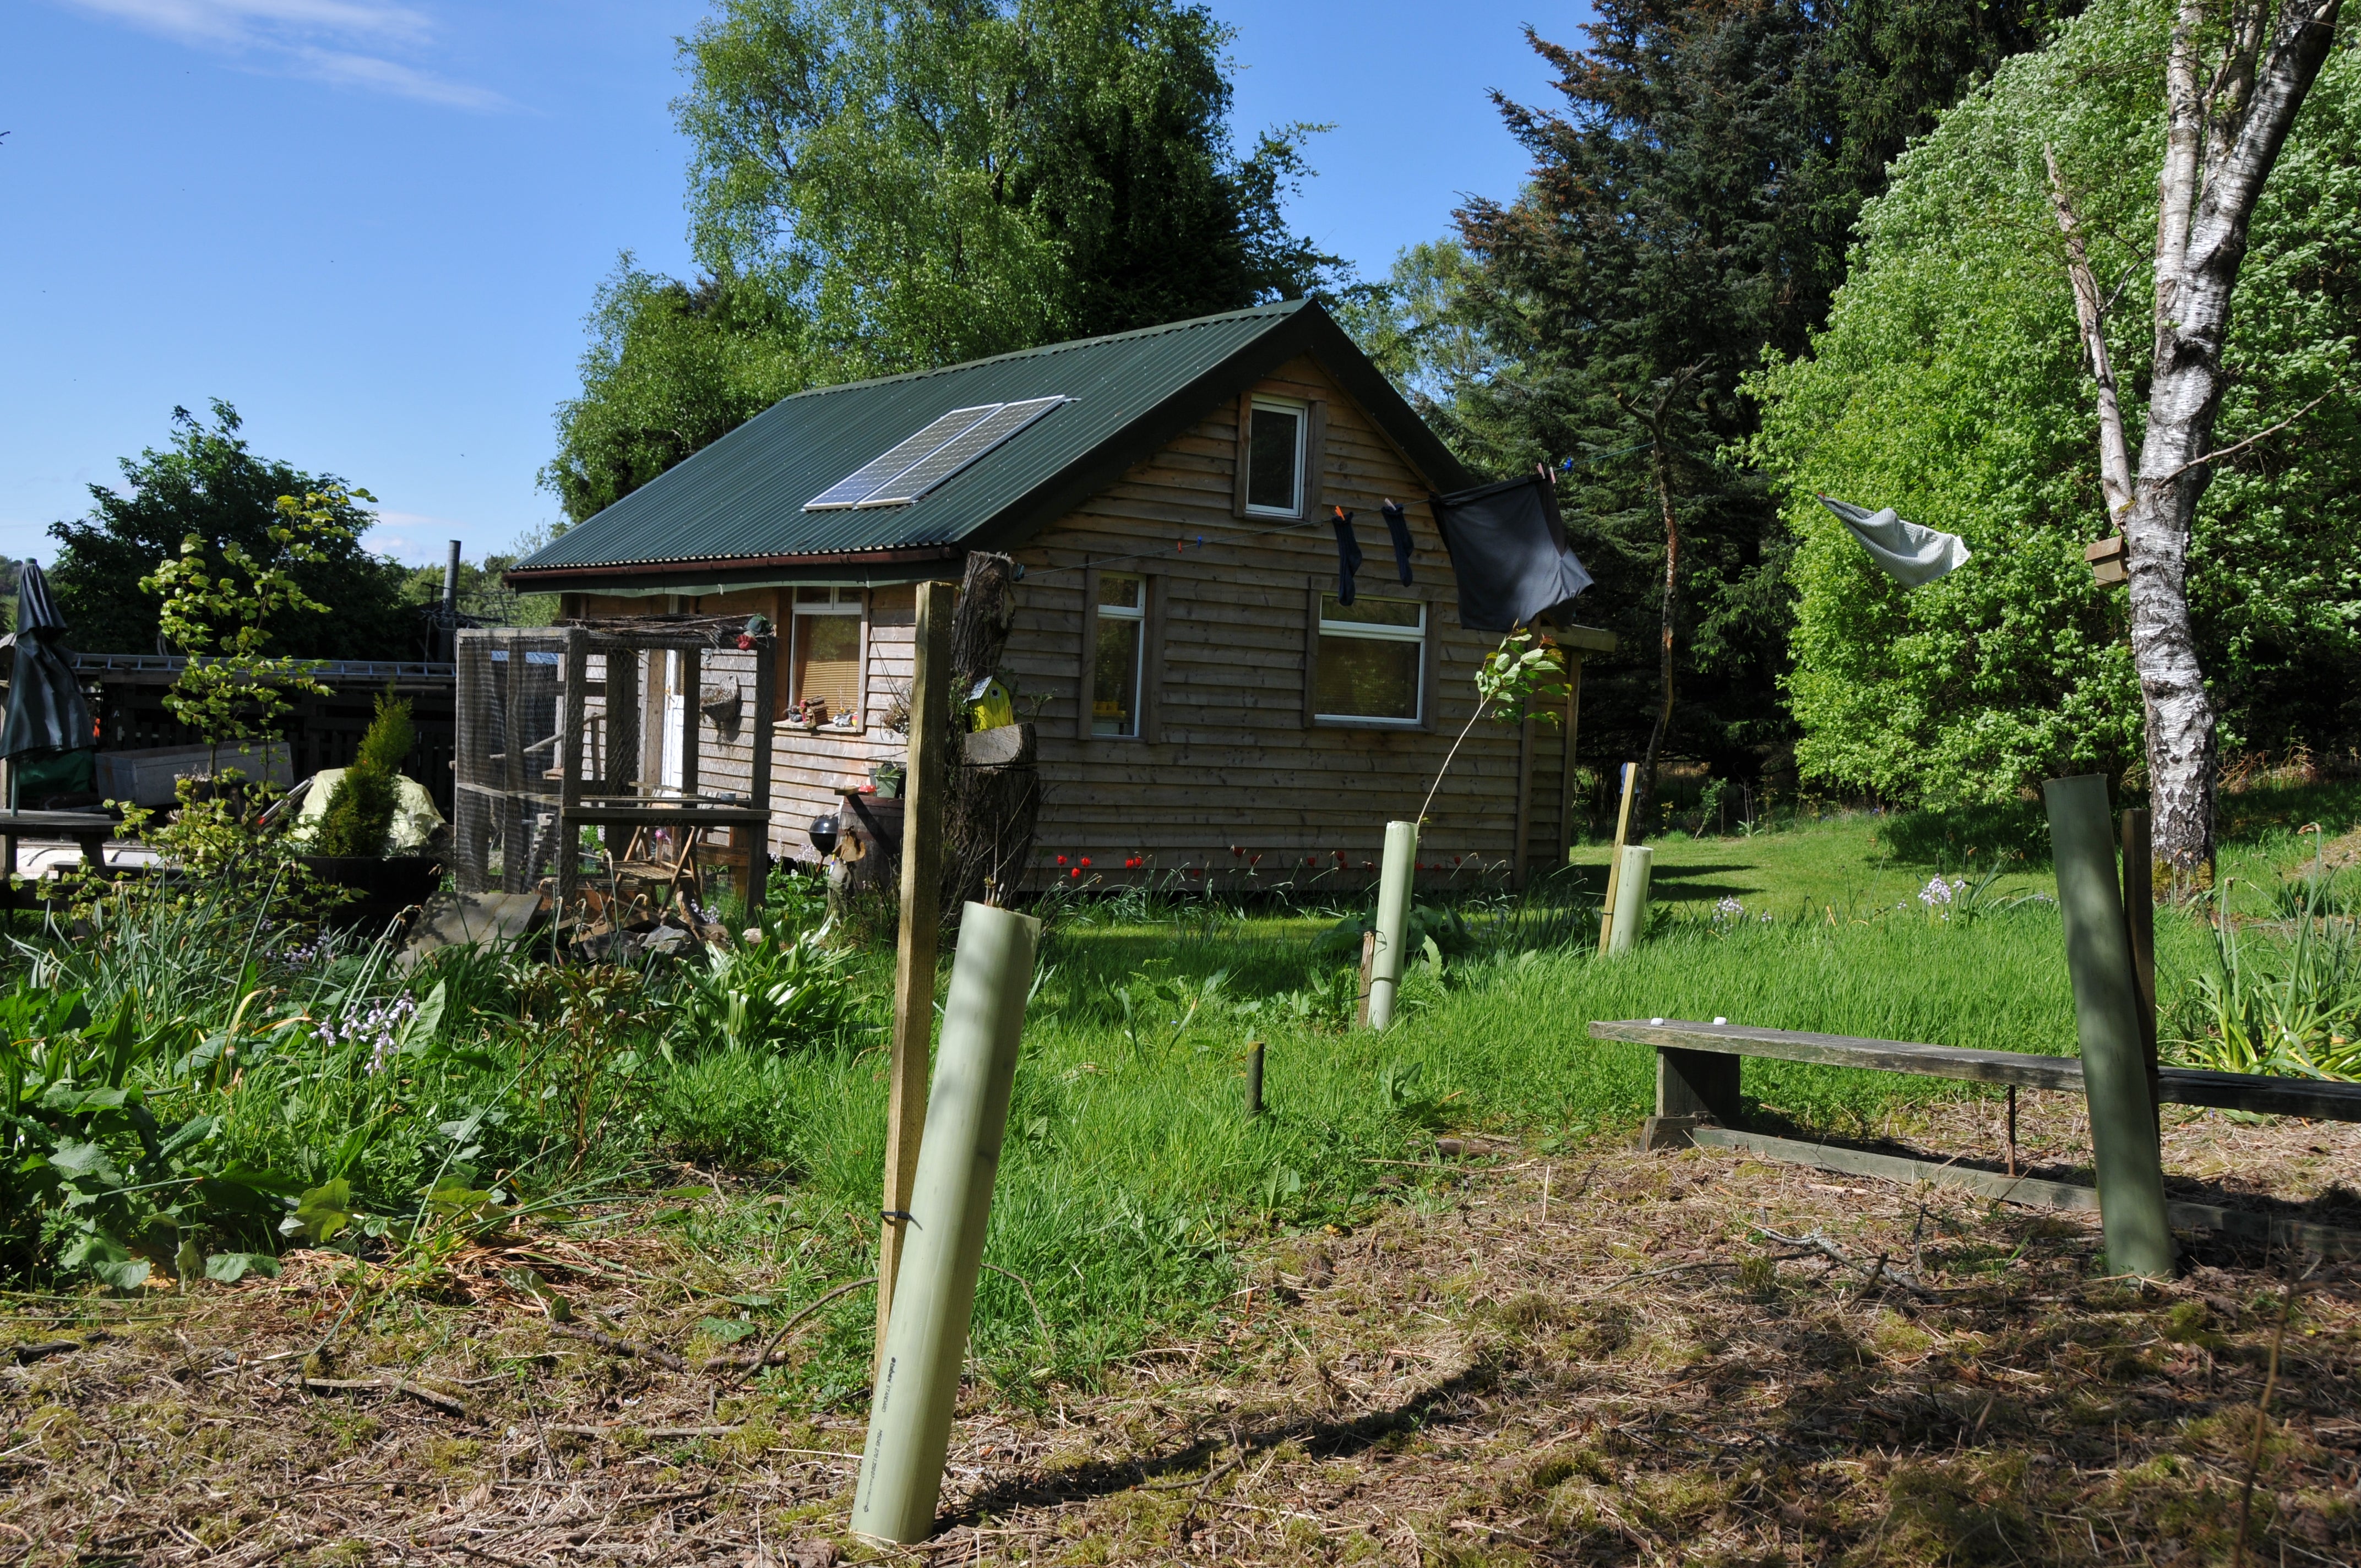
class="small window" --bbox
[1245,400,1304,515]
[1092,574,1145,737]
[1315,595,1424,724]
[788,587,864,727]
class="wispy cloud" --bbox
[66,0,507,110]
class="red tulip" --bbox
[1079,857,1091,867]
[1069,867,1081,879]
[1056,855,1067,865]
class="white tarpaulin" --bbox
[1818,494,1972,587]
[292,769,447,854]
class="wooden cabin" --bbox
[507,299,1611,891]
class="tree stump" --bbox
[940,552,1041,918]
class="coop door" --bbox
[660,652,686,792]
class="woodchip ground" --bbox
[7,1095,2357,1567]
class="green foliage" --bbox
[47,401,411,660]
[2169,874,2361,1080]
[1351,0,2061,784]
[0,979,300,1288]
[1749,0,2361,802]
[311,696,416,859]
[673,917,866,1055]
[545,0,1333,522]
[139,480,364,763]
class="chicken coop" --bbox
[453,620,778,929]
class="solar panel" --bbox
[803,405,998,510]
[855,397,1069,507]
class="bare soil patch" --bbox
[7,1098,2358,1566]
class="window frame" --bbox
[1303,579,1438,731]
[1090,572,1147,739]
[787,586,868,731]
[1079,567,1163,743]
[1242,396,1308,518]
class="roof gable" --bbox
[511,298,1470,585]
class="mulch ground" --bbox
[6,1095,2358,1567]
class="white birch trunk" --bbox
[2066,0,2340,885]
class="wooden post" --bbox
[556,629,587,923]
[2121,805,2158,1126]
[1354,930,1375,1028]
[1510,712,1536,891]
[1560,655,1584,862]
[1596,762,1639,956]
[1644,1047,1742,1150]
[500,638,526,894]
[747,633,776,913]
[1245,1040,1265,1119]
[877,580,954,1371]
[2046,775,2174,1281]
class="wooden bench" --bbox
[1590,1019,2361,1129]
[1587,1018,2361,1256]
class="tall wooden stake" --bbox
[2046,775,2174,1281]
[877,580,954,1372]
[1560,655,1585,863]
[2121,805,2159,1128]
[1597,762,1639,956]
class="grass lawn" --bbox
[7,780,2358,1564]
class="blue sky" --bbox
[1,2,1574,575]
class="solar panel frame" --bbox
[854,396,1070,508]
[802,405,999,510]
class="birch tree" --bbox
[2052,0,2342,885]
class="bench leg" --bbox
[1644,1047,1743,1150]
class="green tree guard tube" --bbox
[852,901,1040,1543]
[2043,775,2175,1281]
[1607,845,1653,955]
[1365,820,1419,1030]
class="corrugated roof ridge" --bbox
[780,296,1310,402]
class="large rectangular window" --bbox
[1245,399,1305,515]
[1315,595,1424,724]
[789,586,864,728]
[1092,574,1145,737]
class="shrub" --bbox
[313,695,415,857]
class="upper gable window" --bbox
[1245,398,1305,516]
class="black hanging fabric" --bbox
[1426,474,1595,631]
[1,561,94,762]
[1380,501,1415,585]
[1328,506,1364,605]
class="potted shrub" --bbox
[296,694,445,930]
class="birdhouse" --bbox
[2085,534,2128,587]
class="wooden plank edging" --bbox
[1689,1128,2361,1259]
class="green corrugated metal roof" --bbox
[510,297,1470,586]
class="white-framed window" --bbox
[1314,595,1424,725]
[1244,396,1307,516]
[788,586,866,729]
[1092,574,1146,737]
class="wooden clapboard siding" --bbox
[1004,354,1560,886]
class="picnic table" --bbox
[0,809,117,878]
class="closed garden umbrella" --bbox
[2,562,97,805]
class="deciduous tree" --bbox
[46,403,411,661]
[547,0,1331,523]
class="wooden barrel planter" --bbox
[298,855,445,933]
